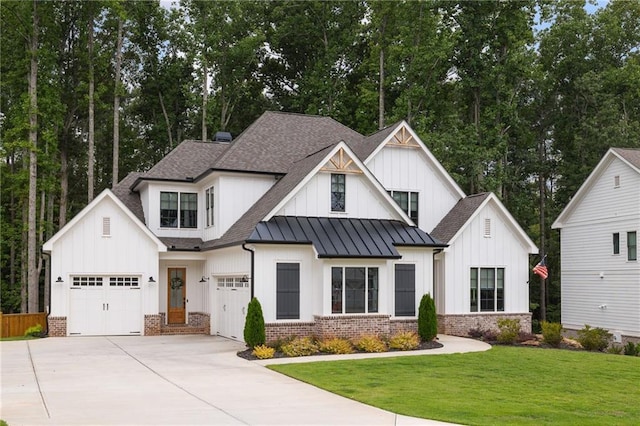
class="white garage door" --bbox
[68,276,142,336]
[216,277,250,341]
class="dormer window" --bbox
[331,174,345,212]
[161,191,197,228]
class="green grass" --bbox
[269,346,640,425]
[0,335,38,341]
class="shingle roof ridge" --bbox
[611,147,640,169]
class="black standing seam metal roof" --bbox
[247,216,446,259]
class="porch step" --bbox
[160,324,207,335]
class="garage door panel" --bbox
[69,276,141,336]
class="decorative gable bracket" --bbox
[320,147,363,174]
[387,126,420,148]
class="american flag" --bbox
[533,256,548,280]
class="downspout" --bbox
[242,243,255,300]
[41,250,52,337]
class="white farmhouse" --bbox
[43,112,537,340]
[552,148,640,343]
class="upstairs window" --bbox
[331,174,346,212]
[613,233,620,255]
[160,192,197,228]
[205,186,214,227]
[389,191,419,226]
[628,231,637,261]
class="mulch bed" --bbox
[237,339,443,361]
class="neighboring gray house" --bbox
[44,112,537,341]
[552,148,640,343]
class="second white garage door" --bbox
[68,276,142,336]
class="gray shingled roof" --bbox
[356,122,402,160]
[159,237,204,251]
[112,172,146,223]
[211,111,365,173]
[612,148,640,169]
[140,140,231,183]
[431,193,490,244]
[248,216,445,258]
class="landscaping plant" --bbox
[576,325,611,351]
[354,335,388,353]
[251,344,276,359]
[496,318,520,344]
[24,324,43,338]
[243,297,266,348]
[623,341,639,356]
[541,321,563,347]
[418,293,437,341]
[280,336,319,357]
[388,331,420,350]
[318,337,355,354]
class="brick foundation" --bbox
[158,312,210,335]
[144,314,162,336]
[48,316,67,337]
[437,313,532,337]
[266,315,406,342]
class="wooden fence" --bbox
[0,312,48,338]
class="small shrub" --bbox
[280,337,319,357]
[267,336,295,352]
[482,329,498,342]
[24,324,43,338]
[418,293,438,341]
[541,321,563,347]
[388,331,420,351]
[607,344,623,355]
[497,319,521,344]
[243,298,266,348]
[577,325,611,352]
[251,345,276,359]
[623,341,640,356]
[1,419,9,426]
[354,335,387,353]
[318,337,355,354]
[468,327,485,339]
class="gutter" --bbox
[40,249,52,337]
[242,243,255,300]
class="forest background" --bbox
[1,0,639,331]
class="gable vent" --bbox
[484,218,491,237]
[102,217,111,236]
[614,175,620,188]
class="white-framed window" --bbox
[389,190,419,225]
[613,232,620,255]
[205,186,214,227]
[331,266,378,314]
[216,277,249,288]
[160,191,197,228]
[628,231,637,261]
[470,267,504,312]
[331,174,346,212]
[109,277,139,287]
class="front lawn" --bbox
[269,346,640,425]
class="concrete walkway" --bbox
[1,335,489,426]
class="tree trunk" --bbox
[112,17,123,188]
[379,47,385,130]
[59,148,68,227]
[158,92,173,148]
[27,0,39,313]
[202,58,208,141]
[88,14,95,200]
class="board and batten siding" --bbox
[275,172,401,220]
[559,156,640,337]
[365,146,461,232]
[251,245,318,323]
[49,196,159,317]
[439,202,531,314]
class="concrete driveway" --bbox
[1,335,487,425]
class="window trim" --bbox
[331,173,346,212]
[470,267,505,313]
[628,231,637,261]
[331,266,378,314]
[160,191,198,229]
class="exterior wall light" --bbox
[199,276,209,283]
[55,276,64,283]
[148,276,156,284]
